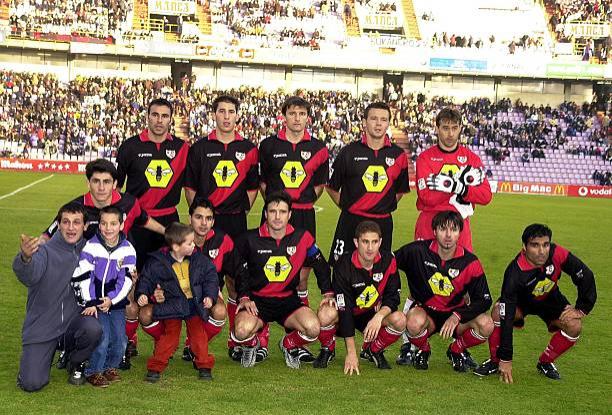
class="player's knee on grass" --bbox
[561,318,582,338]
[385,311,406,332]
[125,300,140,320]
[211,300,227,321]
[473,313,494,337]
[300,316,321,339]
[138,305,154,326]
[405,308,428,335]
[317,303,338,327]
[233,315,260,341]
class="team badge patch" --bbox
[145,160,173,188]
[448,268,459,278]
[209,249,219,259]
[336,294,345,308]
[166,149,176,159]
[385,157,395,167]
[418,178,426,190]
[362,165,388,193]
[264,256,292,282]
[280,161,306,188]
[457,156,467,163]
[213,160,239,188]
[287,246,296,256]
[301,151,311,160]
[235,152,245,161]
[545,265,555,275]
[373,272,383,283]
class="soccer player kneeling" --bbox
[313,221,405,374]
[395,211,493,372]
[474,224,596,383]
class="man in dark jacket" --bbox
[13,202,102,392]
[136,222,219,382]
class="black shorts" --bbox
[214,212,247,239]
[260,207,316,238]
[329,211,393,266]
[130,211,179,271]
[511,290,570,330]
[353,309,377,333]
[421,307,455,335]
[253,295,306,326]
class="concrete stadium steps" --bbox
[132,0,149,30]
[342,0,361,36]
[196,3,212,35]
[173,114,190,141]
[391,126,416,176]
[401,0,421,39]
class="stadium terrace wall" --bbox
[1,158,610,199]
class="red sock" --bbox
[226,299,238,349]
[230,331,258,347]
[488,322,501,362]
[539,331,578,363]
[126,319,139,344]
[371,326,403,353]
[142,321,164,342]
[451,328,487,353]
[297,290,309,306]
[408,329,431,352]
[361,341,371,352]
[283,330,316,350]
[204,317,225,342]
[319,325,336,351]
[257,323,270,349]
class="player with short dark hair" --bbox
[231,192,338,369]
[395,211,493,372]
[312,220,405,373]
[184,94,258,238]
[327,101,409,266]
[474,224,596,383]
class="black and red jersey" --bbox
[44,190,149,240]
[184,131,258,214]
[497,244,596,361]
[415,144,492,214]
[193,228,240,289]
[394,240,492,323]
[333,250,401,338]
[259,129,328,208]
[116,130,189,217]
[328,135,409,217]
[235,224,332,300]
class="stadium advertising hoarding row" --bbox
[148,0,196,16]
[1,158,609,199]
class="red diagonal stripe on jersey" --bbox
[139,143,189,211]
[209,147,258,208]
[123,197,142,235]
[425,259,483,311]
[348,153,407,216]
[253,232,314,297]
[285,147,328,201]
[215,234,234,274]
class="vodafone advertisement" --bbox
[495,181,612,199]
[0,158,88,173]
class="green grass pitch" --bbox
[0,171,610,414]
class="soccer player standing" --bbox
[474,224,596,382]
[414,107,492,251]
[327,102,409,266]
[184,95,259,238]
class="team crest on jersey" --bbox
[235,152,245,161]
[356,285,379,309]
[336,294,345,308]
[385,157,395,167]
[457,156,467,163]
[280,161,306,189]
[165,149,176,159]
[301,151,311,161]
[263,256,292,282]
[418,178,426,191]
[532,278,555,297]
[213,160,239,188]
[373,272,383,283]
[428,272,454,297]
[145,160,173,188]
[208,249,219,259]
[448,268,459,279]
[362,165,388,193]
[286,246,296,256]
[546,265,555,275]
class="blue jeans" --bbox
[85,309,127,376]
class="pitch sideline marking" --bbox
[0,175,55,201]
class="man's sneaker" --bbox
[363,348,392,370]
[144,370,160,383]
[56,349,68,370]
[537,361,561,380]
[279,339,301,369]
[255,347,269,363]
[198,368,213,381]
[313,347,335,369]
[463,349,478,369]
[103,368,121,382]
[474,359,499,377]
[182,346,195,362]
[413,350,431,370]
[241,340,259,368]
[127,341,138,357]
[359,349,373,361]
[296,347,316,363]
[86,373,110,388]
[68,362,86,386]
[228,346,243,362]
[396,343,414,366]
[118,353,131,370]
[446,346,467,372]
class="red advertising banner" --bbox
[567,184,612,199]
[0,158,88,173]
[496,181,612,199]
